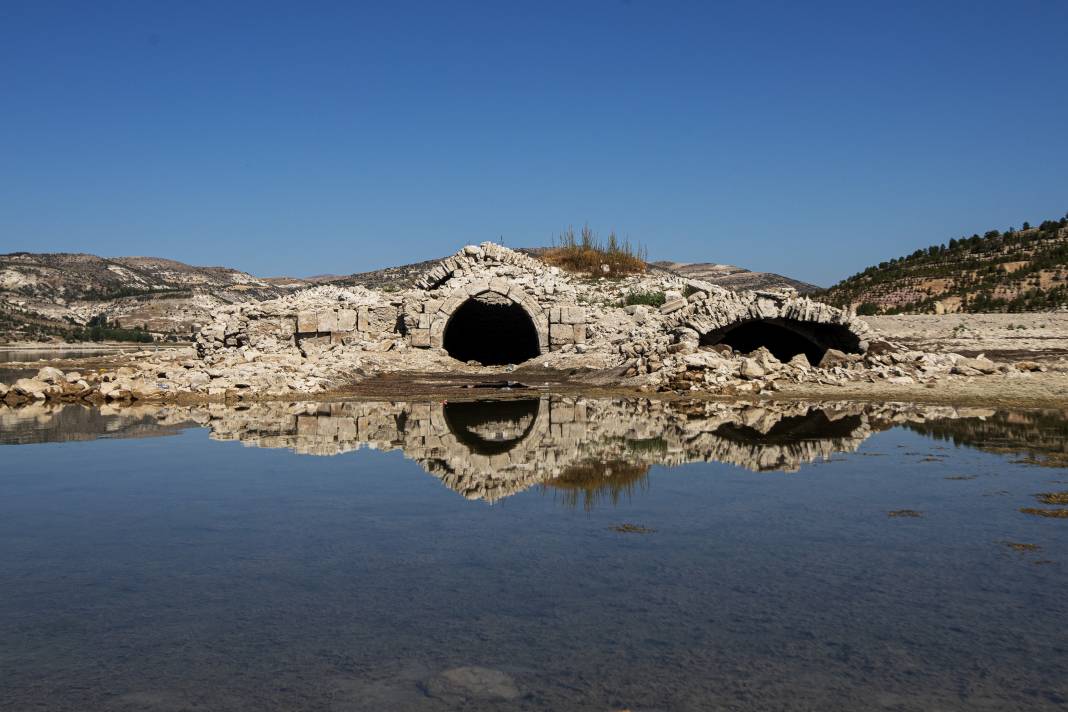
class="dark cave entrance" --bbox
[700,318,861,365]
[443,294,541,366]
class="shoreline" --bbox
[5,372,1067,410]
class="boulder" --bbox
[13,378,50,399]
[36,366,66,384]
[1014,360,1044,372]
[751,347,782,372]
[739,357,765,380]
[865,339,898,356]
[818,349,854,369]
[660,298,688,314]
[953,356,997,375]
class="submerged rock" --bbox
[425,666,520,701]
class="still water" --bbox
[1,398,1066,711]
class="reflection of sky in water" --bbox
[0,401,1067,710]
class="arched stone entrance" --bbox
[429,282,549,365]
[444,293,541,365]
[700,317,862,365]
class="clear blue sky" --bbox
[2,1,1066,285]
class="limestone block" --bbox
[573,324,587,344]
[357,306,370,332]
[551,403,575,423]
[560,307,585,324]
[467,279,490,296]
[297,416,318,436]
[337,309,357,332]
[336,419,357,440]
[297,311,318,333]
[660,298,687,314]
[279,317,297,339]
[489,278,511,295]
[317,310,338,333]
[550,324,574,347]
[549,307,562,324]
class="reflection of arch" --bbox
[443,399,540,455]
[712,410,864,446]
[429,282,549,356]
[700,318,862,364]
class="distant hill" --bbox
[0,252,300,342]
[650,261,821,293]
[821,214,1068,314]
[329,249,819,294]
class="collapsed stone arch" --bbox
[670,291,870,365]
[429,281,549,365]
[700,317,862,365]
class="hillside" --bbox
[821,214,1068,314]
[0,253,301,342]
[651,261,820,293]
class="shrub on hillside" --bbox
[623,290,666,308]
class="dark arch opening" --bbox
[444,294,540,366]
[443,399,540,455]
[700,318,861,365]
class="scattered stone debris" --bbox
[1034,491,1068,505]
[888,509,924,518]
[610,523,657,534]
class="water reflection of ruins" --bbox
[6,398,1058,504]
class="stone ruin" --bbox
[188,242,887,394]
[5,242,1028,406]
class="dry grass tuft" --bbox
[538,224,647,277]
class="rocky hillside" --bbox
[0,253,301,342]
[651,261,820,293]
[821,214,1068,314]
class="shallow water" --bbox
[0,347,142,384]
[1,398,1066,711]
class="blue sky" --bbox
[2,1,1066,285]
